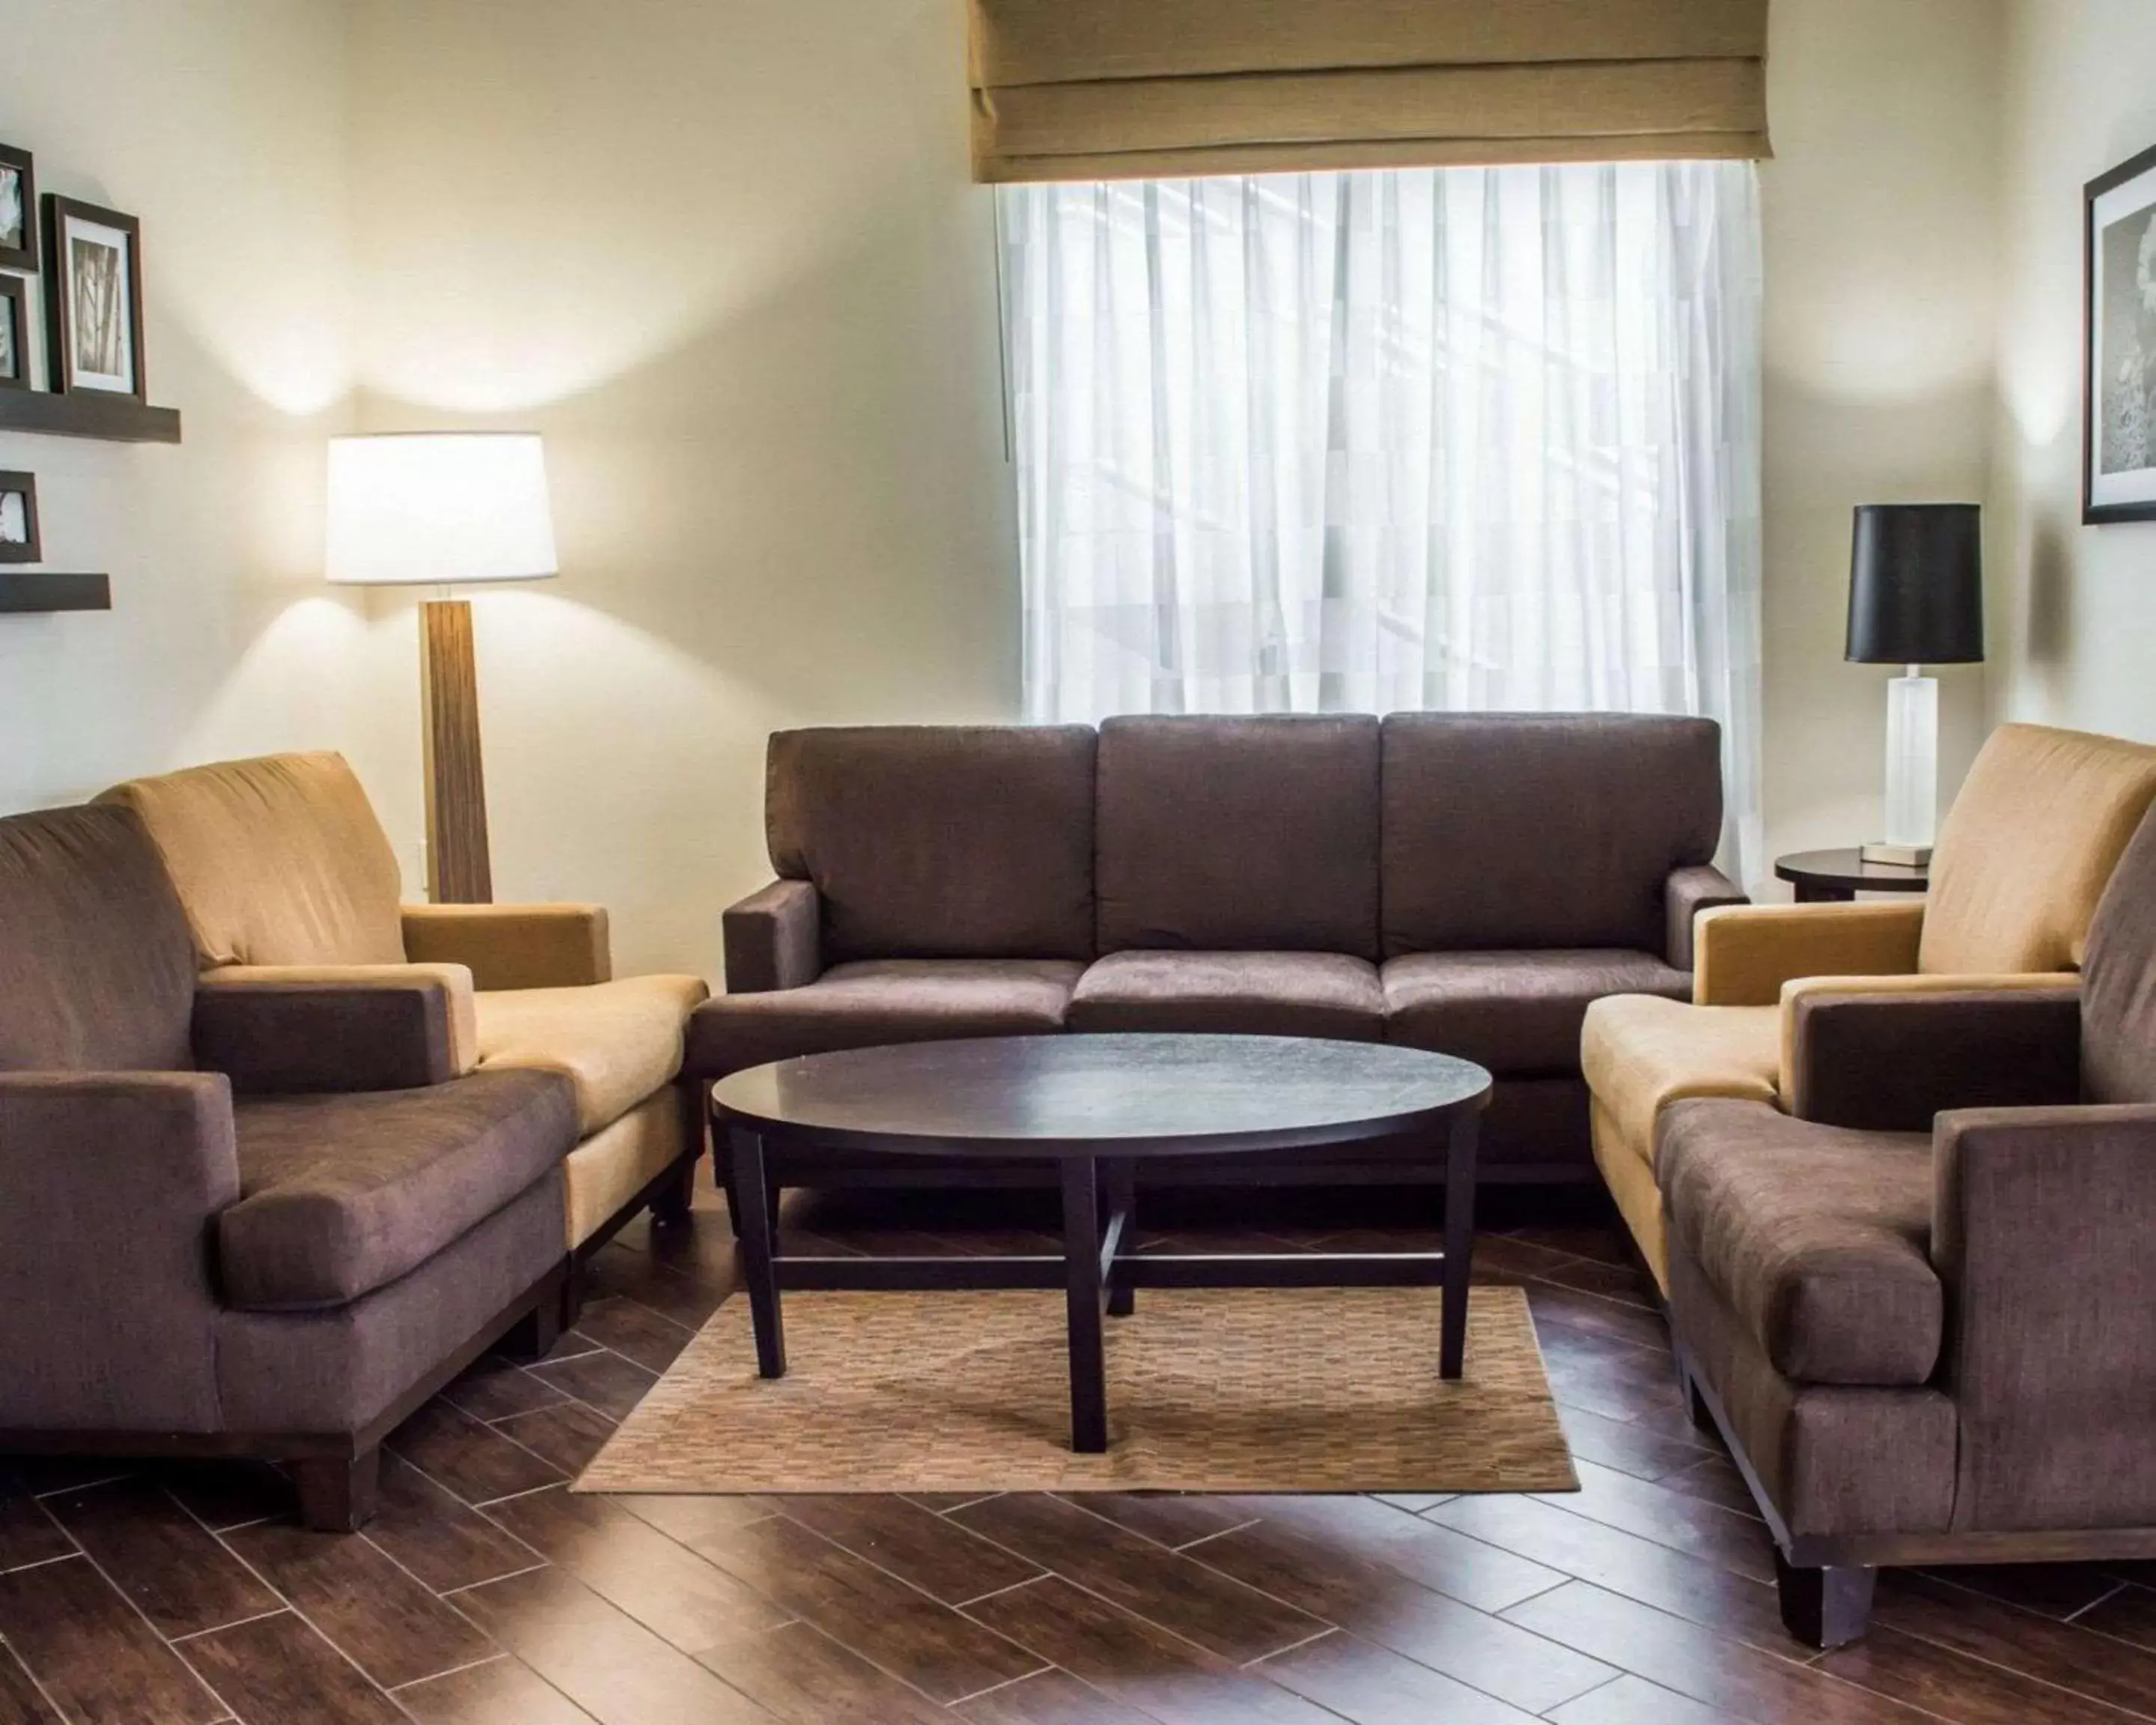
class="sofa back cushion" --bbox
[2080,804,2156,1105]
[1919,724,2156,977]
[0,804,198,1071]
[768,725,1097,962]
[1095,716,1380,957]
[1381,714,1723,956]
[98,752,406,969]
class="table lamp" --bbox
[326,432,558,902]
[1845,503,1983,868]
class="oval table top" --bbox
[710,1033,1492,1160]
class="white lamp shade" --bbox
[326,433,558,585]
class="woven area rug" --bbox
[575,1284,1576,1495]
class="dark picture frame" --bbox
[42,195,145,402]
[0,143,34,274]
[0,472,41,565]
[0,273,26,392]
[2085,140,2156,525]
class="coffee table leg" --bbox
[1105,1158,1135,1318]
[1440,1112,1479,1380]
[1061,1154,1109,1452]
[731,1127,787,1378]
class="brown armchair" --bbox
[0,804,579,1530]
[1583,721,2156,1287]
[1655,803,2156,1646]
[98,752,710,1281]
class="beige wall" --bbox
[0,0,369,813]
[1756,0,2003,871]
[345,0,1017,975]
[1991,0,2156,739]
[341,0,2012,967]
[4,0,2026,968]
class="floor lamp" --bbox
[1845,503,1984,868]
[326,433,558,903]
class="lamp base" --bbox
[1858,840,1932,868]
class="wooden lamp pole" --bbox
[419,595,493,903]
[326,433,558,904]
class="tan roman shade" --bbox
[969,0,1770,183]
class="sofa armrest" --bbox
[1785,986,2083,1131]
[1665,865,1748,971]
[402,902,612,990]
[1931,1103,2156,1528]
[722,878,822,994]
[194,964,478,1091]
[1693,900,1927,1006]
[1778,970,2080,1109]
[0,1071,239,1430]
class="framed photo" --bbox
[42,195,145,401]
[2086,141,2156,524]
[0,472,40,565]
[0,143,34,273]
[0,274,25,391]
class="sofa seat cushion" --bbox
[685,960,1083,1080]
[1068,951,1383,1040]
[476,974,707,1135]
[1659,1097,1941,1387]
[1384,950,1689,1075]
[1580,995,1780,1173]
[222,1069,577,1310]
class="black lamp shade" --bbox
[1846,504,1984,665]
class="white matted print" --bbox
[0,472,40,564]
[2087,143,2156,522]
[62,218,133,392]
[0,276,22,386]
[0,143,34,270]
[0,165,24,256]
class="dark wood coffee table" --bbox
[710,1033,1493,1453]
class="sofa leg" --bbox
[559,1259,588,1333]
[293,1449,380,1533]
[651,1151,698,1228]
[1775,1549,1876,1648]
[500,1284,565,1361]
[1675,1357,1716,1435]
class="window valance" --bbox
[969,0,1770,183]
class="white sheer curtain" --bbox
[998,162,1764,878]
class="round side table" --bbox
[1773,848,1930,904]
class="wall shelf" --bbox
[0,574,112,613]
[0,392,182,444]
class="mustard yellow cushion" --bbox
[1580,994,1780,1174]
[475,974,707,1135]
[564,1090,686,1248]
[100,752,404,968]
[1920,723,2156,975]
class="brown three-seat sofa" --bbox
[688,712,1748,1205]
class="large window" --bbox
[998,162,1763,875]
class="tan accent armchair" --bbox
[1581,722,2156,1286]
[99,752,710,1271]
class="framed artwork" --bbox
[2086,141,2156,524]
[0,273,25,391]
[42,195,145,401]
[0,472,40,565]
[0,143,34,273]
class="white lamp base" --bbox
[1863,666,1937,868]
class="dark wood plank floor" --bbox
[4,1174,2152,1724]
